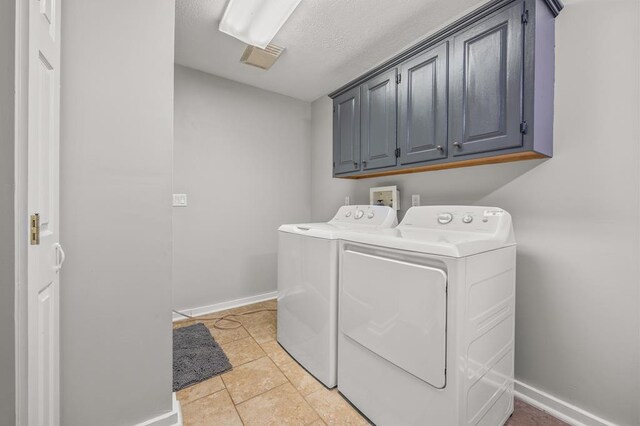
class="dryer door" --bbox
[341,250,447,388]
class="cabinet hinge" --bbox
[521,10,529,24]
[396,74,401,84]
[395,147,401,158]
[520,121,528,134]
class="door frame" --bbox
[14,0,33,423]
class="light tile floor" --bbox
[174,300,567,426]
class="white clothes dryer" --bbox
[277,205,397,388]
[338,206,516,425]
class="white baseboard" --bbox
[135,393,182,426]
[173,291,278,322]
[514,381,617,426]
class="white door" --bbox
[27,0,62,424]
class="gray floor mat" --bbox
[173,323,232,391]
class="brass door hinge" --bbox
[30,213,40,245]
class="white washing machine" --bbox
[277,205,398,388]
[338,206,516,425]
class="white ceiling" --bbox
[175,0,485,102]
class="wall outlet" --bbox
[344,196,351,206]
[411,194,421,207]
[173,193,188,207]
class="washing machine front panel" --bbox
[277,232,338,387]
[341,249,447,388]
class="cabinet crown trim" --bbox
[328,0,562,99]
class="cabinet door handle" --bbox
[353,161,358,168]
[453,142,461,149]
[362,161,368,167]
[436,145,444,151]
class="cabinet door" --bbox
[333,87,361,174]
[398,42,448,165]
[450,3,524,156]
[361,69,397,171]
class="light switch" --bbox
[411,194,421,207]
[344,196,351,206]
[173,194,188,207]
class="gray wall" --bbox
[60,0,175,424]
[310,0,640,424]
[173,65,311,311]
[0,0,16,424]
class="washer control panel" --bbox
[331,205,398,227]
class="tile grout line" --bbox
[228,356,284,404]
[269,345,326,424]
[229,321,316,418]
[177,378,227,407]
[224,328,283,405]
[229,386,246,426]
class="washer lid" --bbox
[340,206,515,257]
[278,222,351,239]
[278,205,398,239]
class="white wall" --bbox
[310,1,640,424]
[0,0,16,423]
[173,65,311,311]
[60,0,175,424]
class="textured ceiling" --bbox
[175,0,485,101]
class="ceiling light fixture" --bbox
[218,0,302,49]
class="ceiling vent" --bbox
[240,44,285,70]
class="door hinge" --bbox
[520,121,528,134]
[30,213,40,245]
[395,147,401,158]
[521,10,529,24]
[396,74,401,84]
[333,105,336,113]
[333,161,335,168]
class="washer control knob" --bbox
[355,210,364,220]
[367,211,375,219]
[437,213,453,224]
[345,211,352,217]
[462,215,473,224]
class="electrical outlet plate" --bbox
[173,194,188,207]
[345,196,351,206]
[412,194,421,207]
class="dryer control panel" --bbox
[330,205,398,228]
[400,206,512,236]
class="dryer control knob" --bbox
[345,211,352,217]
[462,215,473,224]
[367,212,375,219]
[355,210,364,219]
[437,213,453,224]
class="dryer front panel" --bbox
[341,249,447,388]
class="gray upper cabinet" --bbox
[333,87,361,174]
[330,0,561,178]
[450,2,524,157]
[361,69,398,171]
[398,42,449,165]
